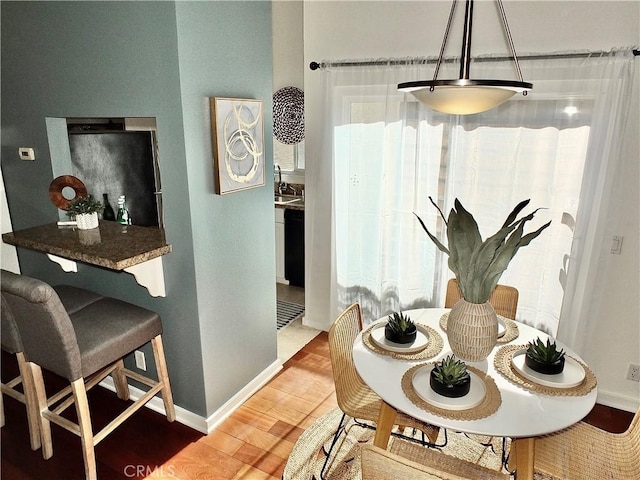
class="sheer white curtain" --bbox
[306,50,635,349]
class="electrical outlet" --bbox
[626,363,640,382]
[135,350,147,371]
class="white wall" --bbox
[302,0,639,411]
[272,1,306,184]
[273,1,304,91]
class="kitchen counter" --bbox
[274,194,304,211]
[2,221,171,271]
[275,202,304,211]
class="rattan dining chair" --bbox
[1,269,175,480]
[445,278,519,320]
[323,303,440,478]
[1,295,41,451]
[361,441,510,480]
[533,406,640,479]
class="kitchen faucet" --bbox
[275,164,286,195]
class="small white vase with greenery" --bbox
[415,197,551,361]
[66,195,103,230]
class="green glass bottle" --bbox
[116,195,132,225]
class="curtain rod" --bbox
[309,49,640,70]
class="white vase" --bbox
[75,212,99,230]
[447,298,498,362]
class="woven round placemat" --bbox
[494,344,597,397]
[362,323,443,360]
[401,364,502,420]
[439,312,519,344]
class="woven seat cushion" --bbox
[64,295,162,378]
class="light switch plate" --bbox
[611,235,623,255]
[19,147,35,161]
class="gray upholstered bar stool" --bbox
[1,295,41,450]
[0,269,175,480]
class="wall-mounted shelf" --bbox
[2,221,171,297]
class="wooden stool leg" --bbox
[72,378,97,480]
[151,335,175,422]
[112,359,130,401]
[17,352,41,450]
[29,363,53,460]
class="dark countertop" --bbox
[2,221,171,270]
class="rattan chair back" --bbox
[328,303,380,420]
[328,303,439,443]
[445,278,519,320]
[534,406,640,479]
[629,407,640,457]
[361,444,446,480]
[361,443,510,480]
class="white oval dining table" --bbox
[352,308,598,480]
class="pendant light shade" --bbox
[398,0,532,115]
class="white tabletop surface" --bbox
[353,308,597,438]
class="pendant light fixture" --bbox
[398,0,532,115]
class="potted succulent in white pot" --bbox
[66,195,103,230]
[415,197,551,361]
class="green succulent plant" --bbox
[432,355,469,386]
[386,311,415,334]
[415,197,551,304]
[66,195,103,217]
[526,337,566,365]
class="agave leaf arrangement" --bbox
[66,195,103,217]
[415,197,551,304]
[386,311,415,335]
[526,338,566,365]
[431,355,469,387]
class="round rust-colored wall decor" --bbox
[48,175,88,210]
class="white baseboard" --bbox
[100,359,283,434]
[301,317,329,332]
[596,389,640,413]
[203,360,283,433]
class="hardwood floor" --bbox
[1,333,634,479]
[1,333,336,479]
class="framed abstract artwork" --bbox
[210,97,265,195]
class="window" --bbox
[335,93,591,333]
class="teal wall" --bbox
[1,0,276,420]
[174,1,277,413]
